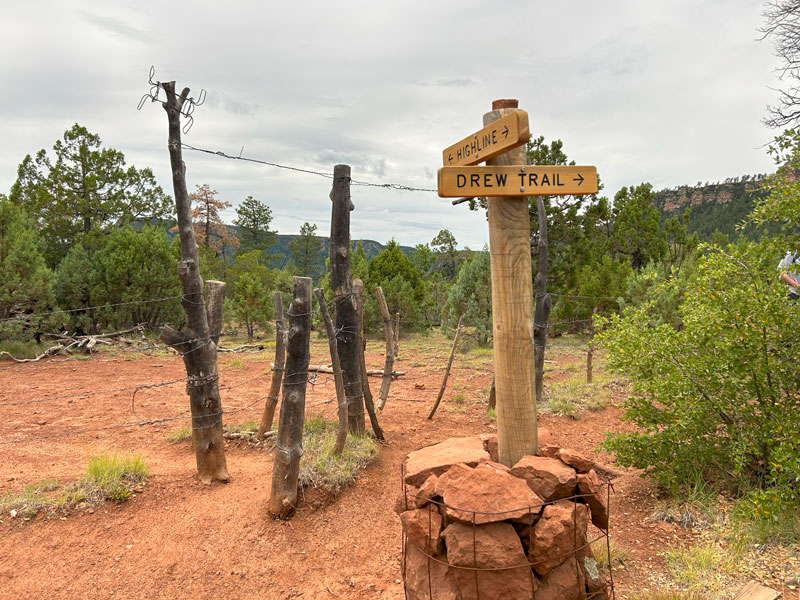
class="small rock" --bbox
[434,463,473,498]
[443,521,533,600]
[9,509,17,518]
[442,464,543,525]
[530,500,590,576]
[510,456,577,503]
[404,437,489,487]
[557,448,595,473]
[577,470,609,530]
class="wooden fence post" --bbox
[315,288,348,454]
[484,99,537,466]
[586,306,597,384]
[428,313,464,420]
[376,286,395,411]
[353,279,385,438]
[329,164,365,435]
[158,80,229,484]
[269,276,312,518]
[393,312,401,358]
[257,291,285,438]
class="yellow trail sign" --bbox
[442,111,530,167]
[437,165,597,197]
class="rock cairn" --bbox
[397,431,611,600]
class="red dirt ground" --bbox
[0,338,792,599]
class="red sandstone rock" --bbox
[577,469,609,530]
[403,542,462,600]
[557,448,595,473]
[538,444,560,458]
[477,460,510,474]
[530,500,590,576]
[395,484,422,515]
[442,464,543,525]
[510,456,578,502]
[481,434,499,461]
[535,558,587,600]
[538,428,556,448]
[434,463,473,498]
[404,437,489,487]
[401,507,443,555]
[443,521,534,600]
[418,474,439,503]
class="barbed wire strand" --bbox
[180,143,438,193]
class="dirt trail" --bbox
[0,340,748,599]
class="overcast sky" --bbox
[0,0,785,249]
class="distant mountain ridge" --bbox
[653,174,769,240]
[263,234,414,269]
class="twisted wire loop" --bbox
[136,66,205,133]
[184,373,219,394]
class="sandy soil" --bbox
[0,338,791,599]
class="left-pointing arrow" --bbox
[448,153,453,164]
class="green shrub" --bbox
[599,240,800,496]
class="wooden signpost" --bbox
[440,100,597,467]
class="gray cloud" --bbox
[0,0,784,250]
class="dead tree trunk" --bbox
[393,312,401,358]
[158,81,229,484]
[488,375,496,410]
[376,286,395,411]
[533,195,551,415]
[329,164,365,435]
[269,277,312,519]
[315,288,348,454]
[428,313,464,420]
[257,291,285,438]
[354,279,385,439]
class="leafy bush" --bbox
[600,240,800,496]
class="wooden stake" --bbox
[393,312,401,358]
[428,313,464,420]
[329,164,365,435]
[376,286,395,411]
[269,276,312,519]
[315,288,348,454]
[158,80,229,484]
[484,99,537,465]
[257,291,285,439]
[354,279,385,440]
[586,306,597,384]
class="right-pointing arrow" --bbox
[573,173,584,186]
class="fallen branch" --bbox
[218,343,266,353]
[0,345,66,363]
[271,363,405,378]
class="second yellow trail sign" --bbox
[437,165,597,197]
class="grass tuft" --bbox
[590,537,630,570]
[1,452,148,519]
[299,416,378,494]
[166,426,192,444]
[225,420,258,435]
[84,452,149,503]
